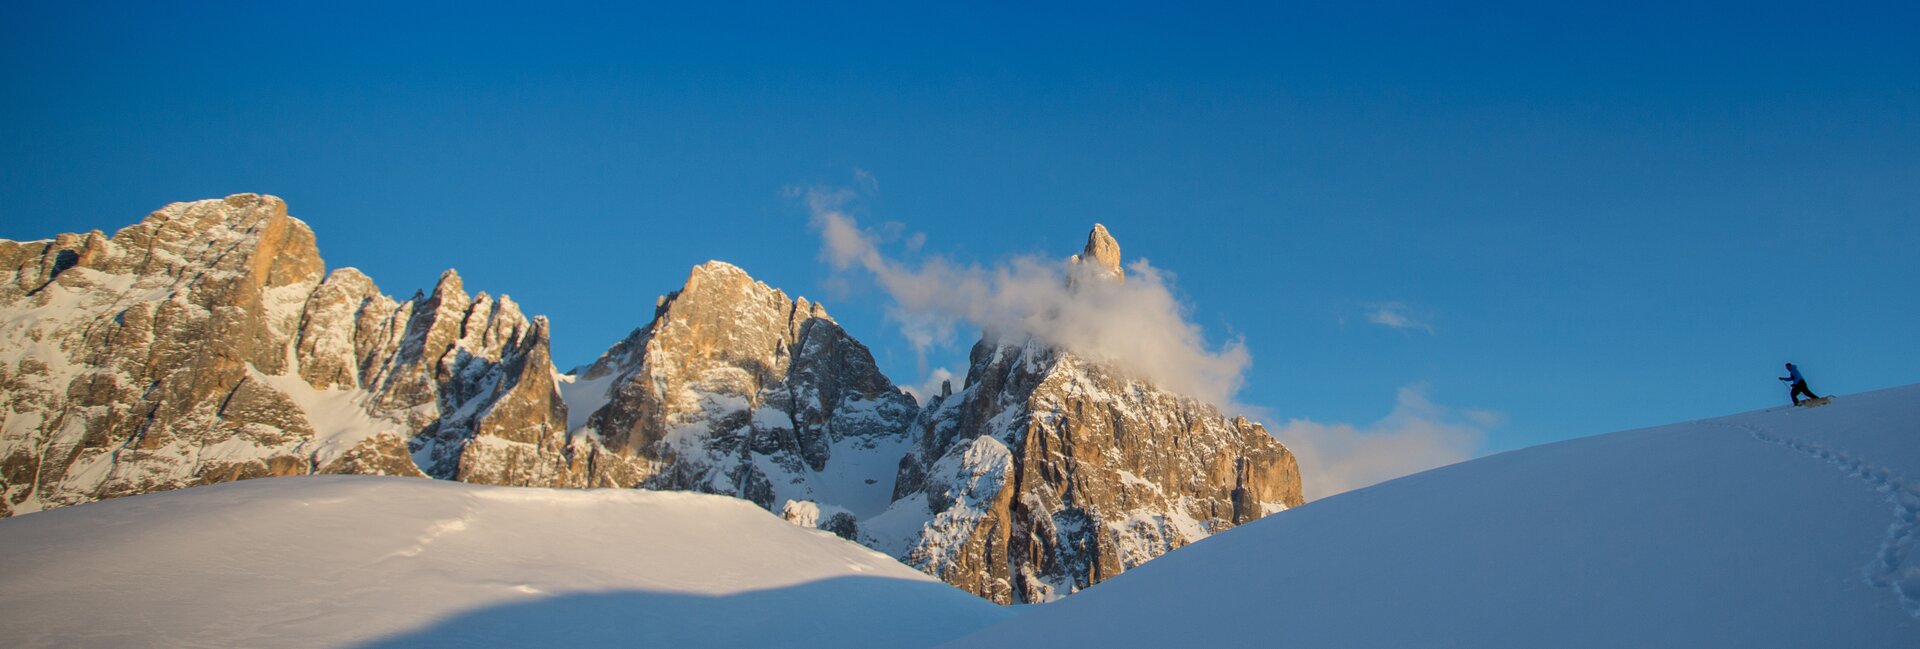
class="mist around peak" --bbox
[806,187,1249,411]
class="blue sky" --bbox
[4,2,1916,473]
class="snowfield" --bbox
[941,383,1920,648]
[3,384,1915,648]
[0,477,1011,649]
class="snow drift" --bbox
[4,380,1914,648]
[942,384,1920,648]
[0,476,1011,649]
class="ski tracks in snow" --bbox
[1714,420,1920,619]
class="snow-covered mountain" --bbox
[0,195,1300,602]
[939,384,1920,648]
[0,195,635,519]
[561,260,919,533]
[864,226,1303,603]
[0,475,1011,648]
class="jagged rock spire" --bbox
[571,257,914,516]
[0,195,628,516]
[877,223,1303,604]
[1071,223,1124,283]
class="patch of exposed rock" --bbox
[566,261,918,515]
[0,195,631,515]
[869,226,1304,603]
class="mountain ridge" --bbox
[0,194,1301,602]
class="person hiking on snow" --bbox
[1779,362,1822,406]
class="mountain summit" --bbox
[563,259,918,530]
[0,199,1301,603]
[1072,223,1124,281]
[0,195,632,517]
[866,225,1303,603]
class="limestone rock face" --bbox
[867,227,1304,604]
[0,195,619,515]
[566,261,918,515]
[1072,223,1124,281]
[1,199,1304,609]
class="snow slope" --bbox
[943,384,1920,648]
[0,476,1012,649]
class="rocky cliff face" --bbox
[0,197,1301,606]
[563,261,919,533]
[864,226,1304,604]
[0,195,626,516]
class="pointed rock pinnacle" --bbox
[1079,223,1123,281]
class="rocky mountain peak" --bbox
[686,259,751,285]
[566,258,912,522]
[1073,223,1123,282]
[872,224,1302,604]
[322,266,376,290]
[430,268,464,299]
[0,196,632,516]
[102,194,323,288]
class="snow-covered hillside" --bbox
[942,384,1920,648]
[0,476,1011,649]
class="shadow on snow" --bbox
[351,575,1012,649]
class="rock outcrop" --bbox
[1070,223,1124,282]
[0,195,626,516]
[866,226,1304,603]
[564,261,919,523]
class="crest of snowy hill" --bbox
[0,475,1011,648]
[939,384,1920,648]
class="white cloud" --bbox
[803,186,1250,409]
[1366,302,1434,334]
[1268,384,1490,500]
[803,181,1489,501]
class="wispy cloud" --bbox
[802,184,1250,409]
[804,179,1489,500]
[1268,384,1491,500]
[1366,302,1434,334]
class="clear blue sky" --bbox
[3,1,1915,454]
